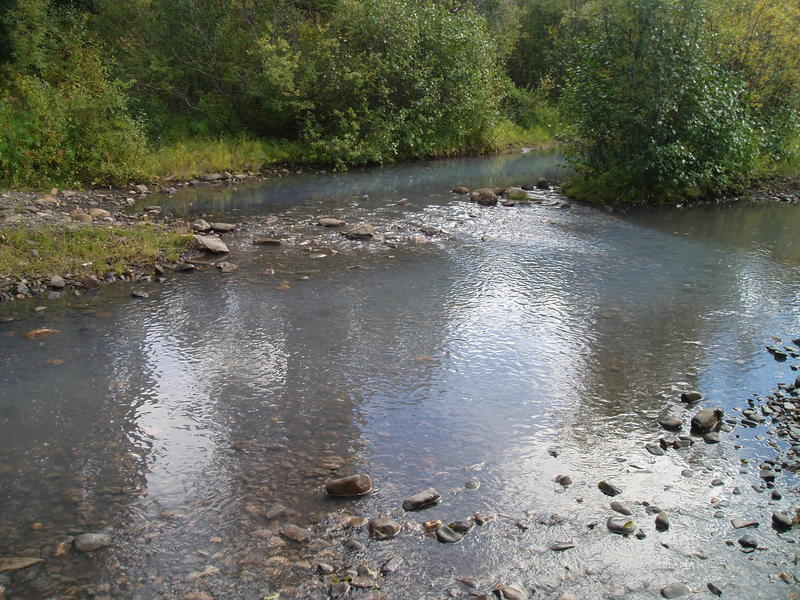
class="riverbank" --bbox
[1,152,799,303]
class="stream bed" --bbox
[1,152,798,599]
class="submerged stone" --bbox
[325,474,372,497]
[661,582,690,598]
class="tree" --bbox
[561,0,757,204]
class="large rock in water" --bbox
[690,408,723,433]
[469,189,498,206]
[191,235,229,254]
[402,487,441,511]
[325,474,372,497]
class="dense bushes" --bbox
[0,0,796,195]
[0,0,147,187]
[560,0,758,204]
[299,0,503,166]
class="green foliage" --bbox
[560,0,758,204]
[0,0,147,187]
[0,225,191,278]
[298,0,504,167]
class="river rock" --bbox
[435,525,462,543]
[280,524,312,543]
[659,416,683,431]
[691,408,723,433]
[548,541,575,551]
[470,189,498,206]
[555,474,572,487]
[73,533,112,552]
[217,261,237,273]
[646,443,666,456]
[598,480,622,496]
[0,557,44,572]
[493,584,527,599]
[465,477,481,489]
[703,431,721,444]
[87,208,111,218]
[610,501,632,516]
[402,488,441,511]
[134,184,149,194]
[204,173,223,182]
[381,556,404,573]
[660,582,690,598]
[253,238,282,245]
[655,512,670,531]
[731,518,759,529]
[325,474,372,496]
[681,390,703,403]
[606,517,635,535]
[318,218,346,227]
[448,520,475,534]
[707,583,722,596]
[211,223,235,232]
[330,581,350,597]
[368,514,400,540]
[738,535,757,548]
[452,186,470,194]
[191,235,229,253]
[343,224,379,240]
[49,275,65,289]
[175,263,196,273]
[771,511,793,531]
[192,219,211,231]
[535,177,550,190]
[504,187,528,201]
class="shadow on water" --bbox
[1,152,799,599]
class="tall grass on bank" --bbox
[0,225,191,278]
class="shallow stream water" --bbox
[1,152,798,599]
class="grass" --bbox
[494,121,556,149]
[0,225,191,279]
[142,135,312,181]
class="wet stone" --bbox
[493,584,527,599]
[606,517,636,535]
[731,519,758,529]
[325,474,372,497]
[191,235,229,253]
[646,443,666,456]
[702,583,722,597]
[456,576,480,589]
[691,408,724,433]
[368,514,401,540]
[548,542,575,551]
[402,487,441,511]
[655,512,670,531]
[660,582,690,598]
[610,501,632,516]
[280,524,312,543]
[381,556,403,574]
[738,535,758,548]
[681,391,703,403]
[73,533,112,552]
[330,581,350,597]
[343,224,379,240]
[436,525,463,543]
[658,416,683,431]
[703,432,721,444]
[465,478,481,489]
[598,480,622,496]
[771,511,793,531]
[318,218,345,227]
[448,520,475,534]
[555,474,572,487]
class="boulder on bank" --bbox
[191,235,229,253]
[325,474,372,497]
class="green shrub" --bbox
[298,0,505,167]
[560,0,758,204]
[0,0,146,187]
